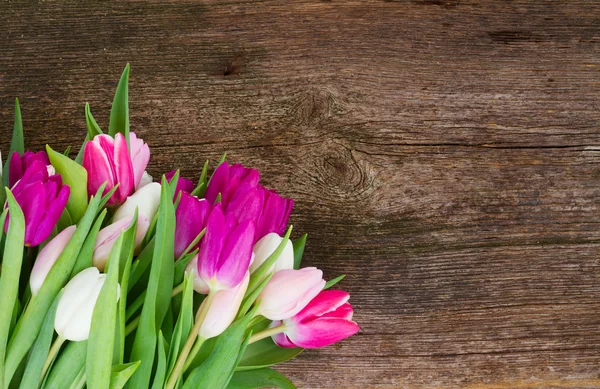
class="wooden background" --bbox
[1,1,599,388]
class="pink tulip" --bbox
[166,170,195,197]
[257,268,325,320]
[254,188,293,242]
[204,162,259,205]
[199,272,249,339]
[174,192,212,258]
[197,204,255,291]
[8,150,51,188]
[129,132,151,190]
[83,132,150,206]
[272,290,359,349]
[92,216,149,271]
[7,160,70,246]
[30,225,76,295]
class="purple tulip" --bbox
[204,162,260,205]
[272,290,359,349]
[166,170,195,198]
[7,160,70,247]
[174,192,211,258]
[83,132,150,206]
[197,204,255,291]
[8,150,51,188]
[224,185,293,242]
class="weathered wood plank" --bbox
[1,0,599,387]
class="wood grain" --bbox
[1,1,599,388]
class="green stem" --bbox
[125,316,140,336]
[248,323,287,344]
[164,291,215,389]
[171,282,184,297]
[40,335,66,383]
[182,336,206,373]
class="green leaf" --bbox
[70,209,107,277]
[228,368,296,389]
[324,274,345,289]
[292,234,307,270]
[150,332,167,389]
[18,293,61,389]
[182,310,256,389]
[128,237,155,289]
[86,232,124,389]
[115,215,137,365]
[46,145,88,223]
[108,64,130,144]
[4,185,106,385]
[75,103,104,164]
[43,342,87,389]
[63,146,71,157]
[127,177,175,388]
[237,338,303,371]
[2,98,25,188]
[67,368,86,389]
[191,160,209,198]
[110,362,140,389]
[0,191,25,387]
[237,273,273,320]
[167,273,194,377]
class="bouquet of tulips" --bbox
[0,65,359,389]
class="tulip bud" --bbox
[272,290,359,349]
[54,267,120,341]
[250,233,294,274]
[199,272,249,339]
[138,171,153,189]
[8,159,70,246]
[197,204,255,291]
[93,216,149,271]
[204,162,260,205]
[8,150,51,188]
[113,182,161,223]
[83,132,150,206]
[174,193,211,258]
[30,226,76,296]
[257,267,325,321]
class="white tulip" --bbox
[250,233,294,274]
[113,182,161,223]
[54,267,120,341]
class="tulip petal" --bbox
[197,205,227,284]
[286,317,359,349]
[83,139,115,196]
[112,133,135,204]
[272,330,297,348]
[30,185,70,246]
[30,225,76,295]
[130,132,150,190]
[293,290,350,324]
[205,162,230,204]
[55,268,101,338]
[216,219,255,289]
[174,194,211,258]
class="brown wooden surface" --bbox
[1,1,600,388]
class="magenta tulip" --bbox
[166,170,195,197]
[30,225,77,295]
[204,162,259,205]
[7,160,70,246]
[254,187,293,241]
[174,192,212,258]
[272,290,359,349]
[83,132,150,206]
[197,204,255,291]
[257,267,325,321]
[8,150,51,188]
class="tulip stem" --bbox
[125,316,141,336]
[182,336,206,373]
[40,335,66,383]
[165,291,216,389]
[171,282,184,297]
[248,323,287,344]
